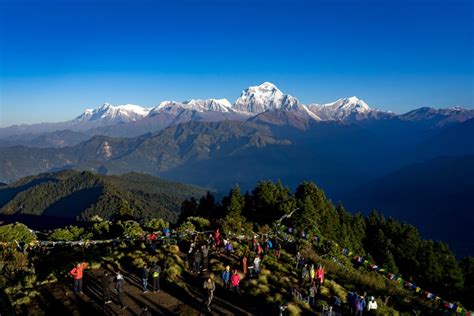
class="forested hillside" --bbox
[0,170,208,222]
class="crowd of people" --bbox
[67,226,380,315]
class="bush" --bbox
[0,223,36,243]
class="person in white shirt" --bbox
[367,296,378,315]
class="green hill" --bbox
[0,170,208,222]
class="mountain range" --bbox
[0,82,473,256]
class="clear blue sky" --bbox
[0,0,473,126]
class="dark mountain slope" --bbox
[0,170,207,222]
[343,155,474,257]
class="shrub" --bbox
[0,223,36,243]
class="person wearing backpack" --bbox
[100,271,113,304]
[221,266,231,290]
[151,263,161,293]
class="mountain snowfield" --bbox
[73,82,387,123]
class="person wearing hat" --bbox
[221,265,231,290]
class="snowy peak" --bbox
[233,82,300,114]
[74,103,151,123]
[308,96,387,121]
[149,98,233,115]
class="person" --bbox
[231,270,241,294]
[355,294,366,316]
[202,245,209,271]
[253,255,261,276]
[252,236,258,252]
[203,277,216,312]
[115,271,127,310]
[308,283,317,307]
[193,249,202,273]
[295,252,301,269]
[221,266,231,290]
[301,263,308,285]
[316,264,325,290]
[100,271,113,304]
[242,255,248,275]
[367,296,377,315]
[151,263,161,293]
[275,241,281,260]
[347,291,357,315]
[142,264,149,293]
[70,262,87,294]
[140,305,152,316]
[225,240,234,255]
[214,228,221,250]
[309,264,315,285]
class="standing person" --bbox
[70,262,88,294]
[367,296,378,315]
[253,255,261,276]
[202,245,209,271]
[221,266,231,290]
[355,294,366,316]
[141,264,149,293]
[242,254,248,275]
[301,263,308,286]
[151,263,161,293]
[193,249,202,274]
[295,252,301,269]
[214,228,221,251]
[231,270,241,294]
[115,271,127,310]
[203,277,216,312]
[100,271,112,304]
[275,241,281,260]
[309,264,315,285]
[308,283,317,308]
[316,264,325,290]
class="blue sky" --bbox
[0,0,473,126]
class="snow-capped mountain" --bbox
[149,98,233,116]
[233,82,301,114]
[308,96,392,121]
[74,103,152,123]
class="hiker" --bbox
[70,262,87,294]
[193,249,202,273]
[214,228,221,250]
[151,263,161,293]
[295,252,301,269]
[301,263,308,285]
[355,294,366,316]
[202,244,209,271]
[141,264,149,293]
[275,240,281,260]
[221,265,231,290]
[140,305,152,316]
[265,238,273,254]
[242,254,248,274]
[225,240,234,255]
[253,255,261,276]
[115,271,127,310]
[100,271,113,304]
[367,296,378,315]
[316,264,325,290]
[309,264,315,285]
[252,235,258,252]
[203,277,216,312]
[231,270,241,294]
[347,291,357,314]
[308,283,317,307]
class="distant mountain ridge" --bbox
[2,82,472,143]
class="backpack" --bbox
[153,270,160,278]
[267,240,273,248]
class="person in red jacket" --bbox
[315,264,325,290]
[70,262,88,294]
[230,270,241,295]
